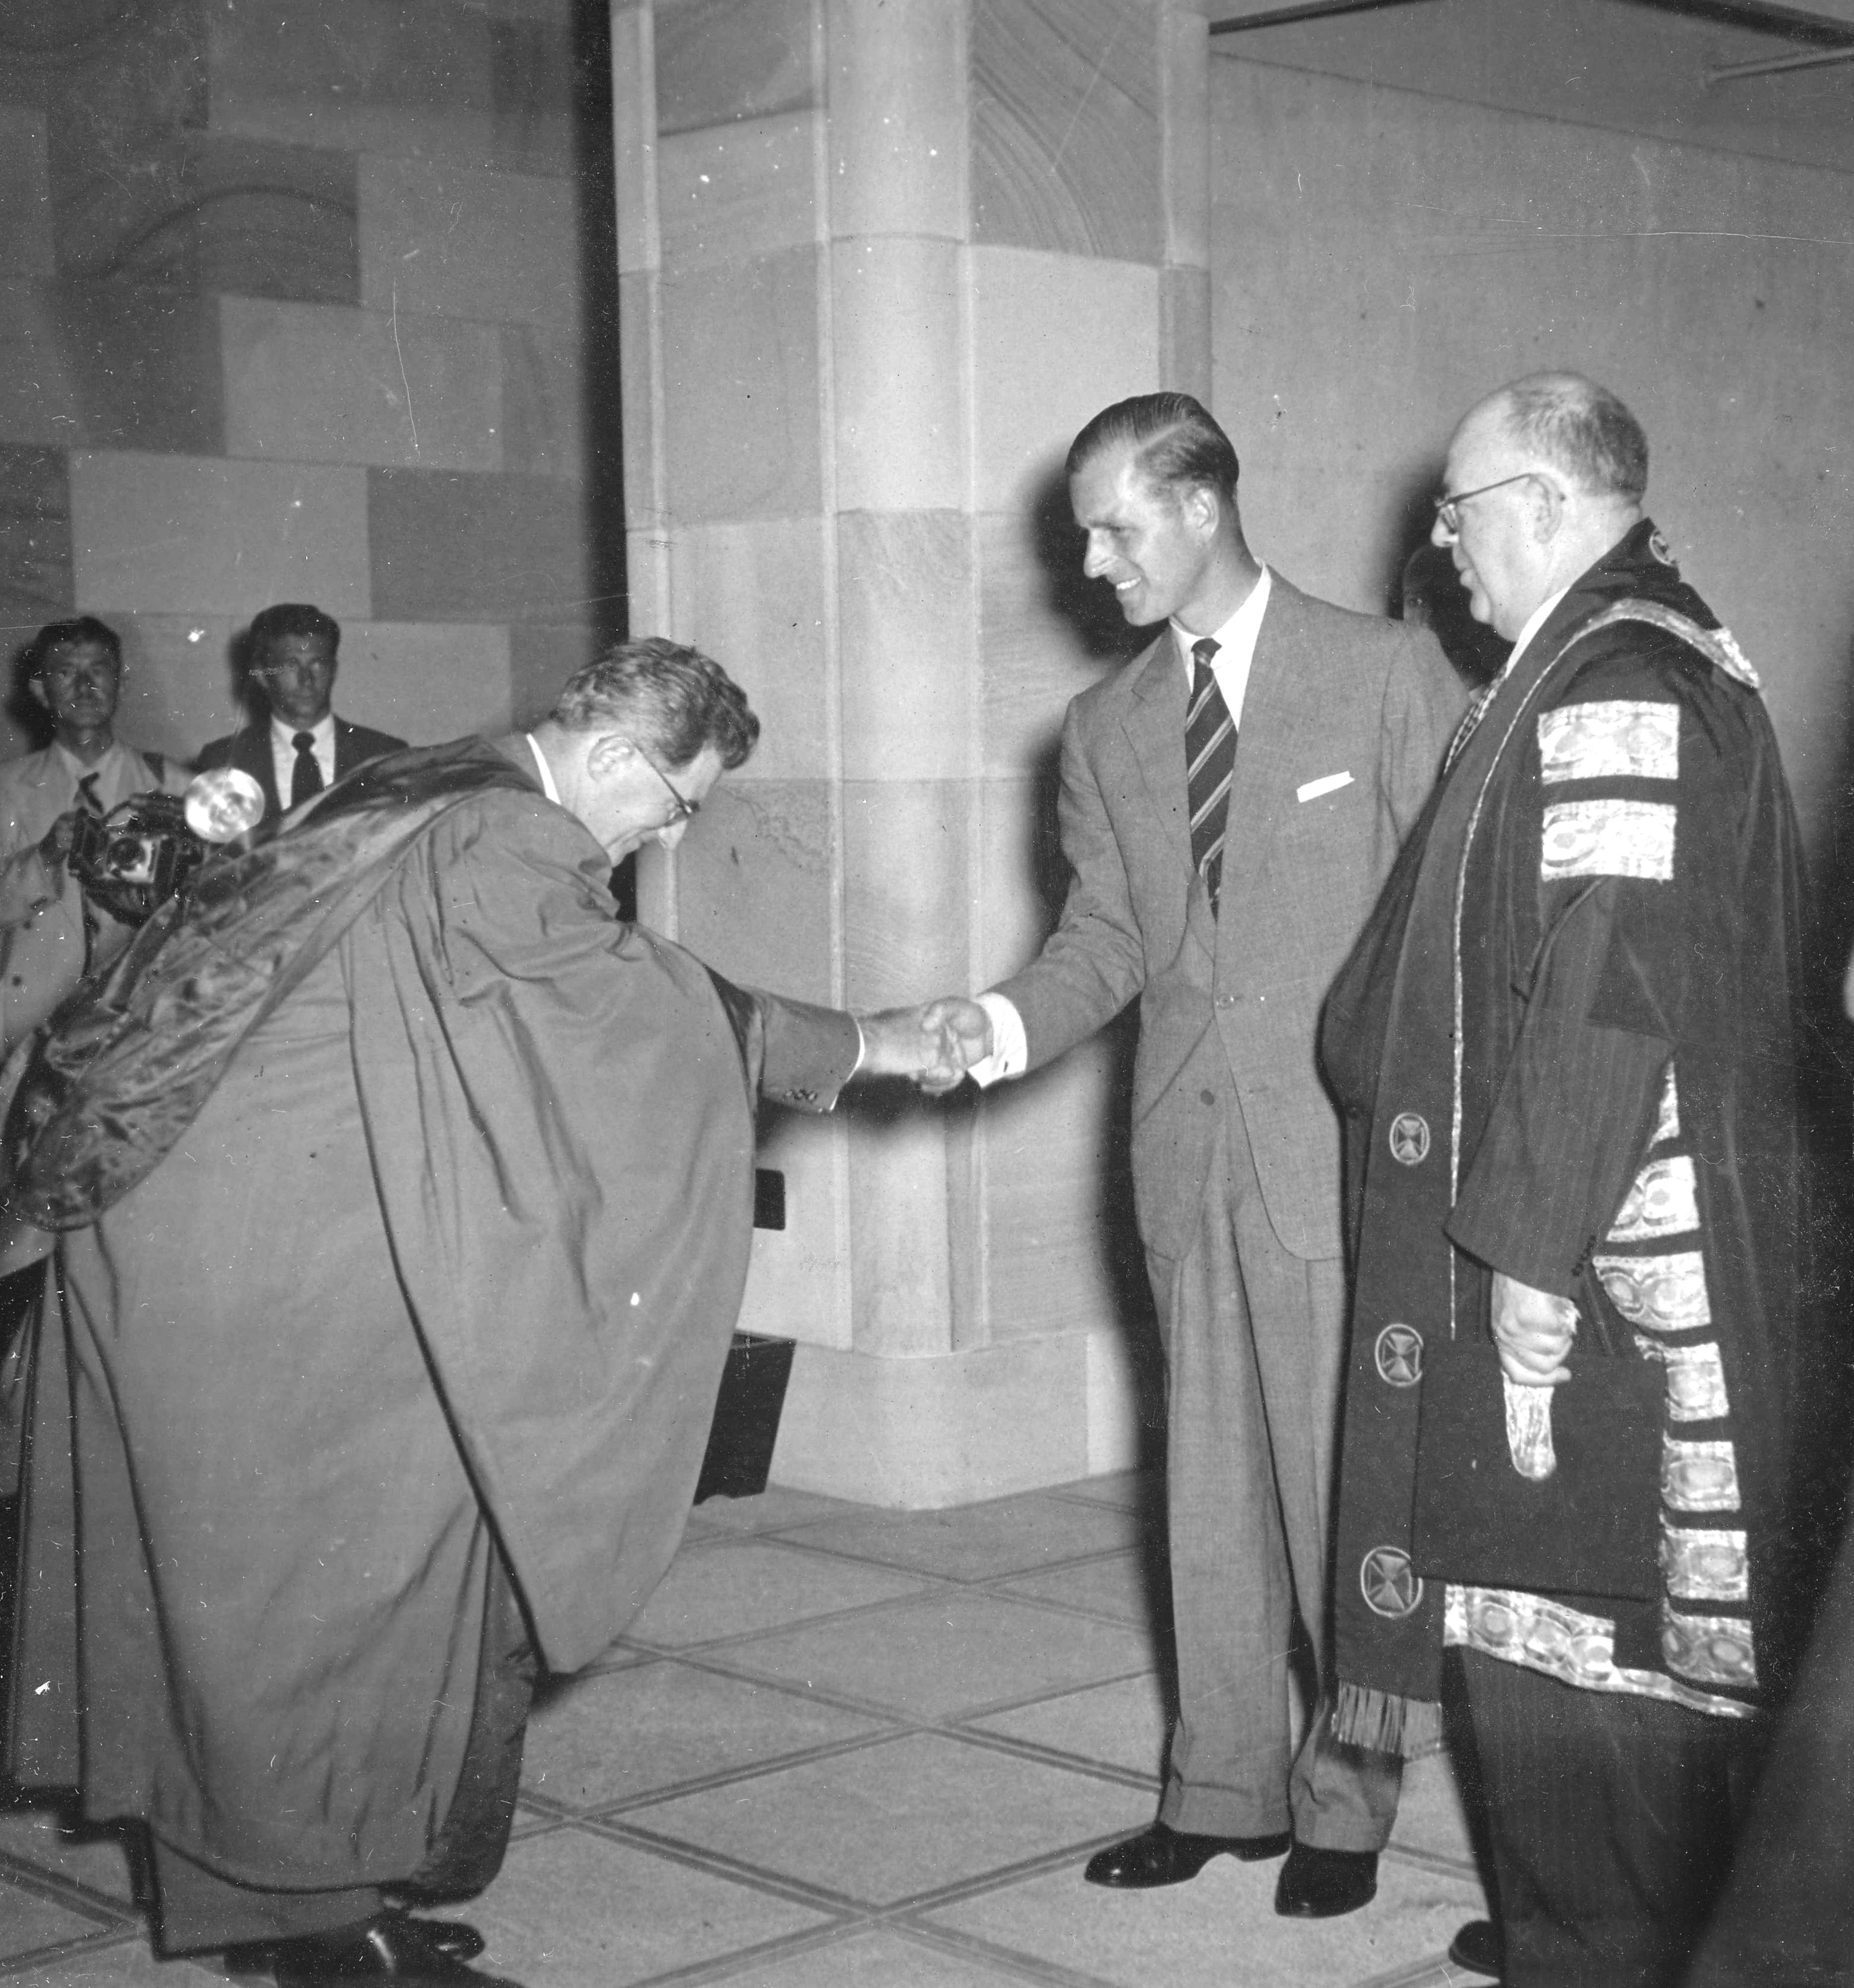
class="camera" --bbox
[68,793,208,925]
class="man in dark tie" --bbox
[923,394,1465,1918]
[198,604,406,822]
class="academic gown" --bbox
[3,739,857,1895]
[1323,521,1819,1740]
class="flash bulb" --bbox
[184,768,266,843]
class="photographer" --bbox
[0,618,190,1056]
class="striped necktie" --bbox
[1185,637,1236,914]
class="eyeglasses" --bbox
[633,744,700,826]
[1432,470,1546,536]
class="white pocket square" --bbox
[1297,771,1353,803]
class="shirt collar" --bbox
[1504,583,1573,671]
[1172,565,1272,676]
[524,733,561,804]
[270,712,335,749]
[53,740,128,786]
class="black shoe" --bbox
[225,1911,486,1976]
[1273,1841,1379,1918]
[394,1916,484,1963]
[261,1914,522,1986]
[1448,1917,1503,1979]
[1083,1820,1292,1889]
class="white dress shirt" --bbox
[270,714,336,802]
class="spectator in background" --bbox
[0,616,190,1055]
[198,604,405,823]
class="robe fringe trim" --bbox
[1330,1682,1444,1760]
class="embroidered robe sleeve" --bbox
[1445,635,1755,1296]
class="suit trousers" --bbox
[1455,1649,1764,1988]
[1148,1095,1399,1848]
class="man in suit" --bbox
[925,394,1465,1918]
[0,616,192,1055]
[197,603,405,822]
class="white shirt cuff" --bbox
[968,991,1027,1087]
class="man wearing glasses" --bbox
[1325,374,1817,1985]
[4,637,960,1988]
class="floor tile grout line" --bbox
[931,1723,1160,1795]
[564,1806,1153,1928]
[1353,1950,1482,1988]
[1382,1840,1483,1882]
[629,1641,1161,1740]
[894,1915,1142,1988]
[0,1855,139,1928]
[743,1540,1162,1594]
[931,1663,1168,1728]
[520,1725,922,1821]
[614,1542,1163,1653]
[562,1814,888,1918]
[858,1830,1156,1920]
[642,1911,1129,1988]
[694,1480,1153,1533]
[599,1643,942,1728]
[519,1667,1169,1824]
[611,1581,967,1658]
[673,1514,1160,1581]
[0,1925,147,1981]
[560,1917,886,1988]
[516,1715,1156,1836]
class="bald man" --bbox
[1324,374,1816,1987]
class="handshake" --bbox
[857,997,997,1095]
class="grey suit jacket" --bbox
[996,575,1465,1263]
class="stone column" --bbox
[612,0,1209,1506]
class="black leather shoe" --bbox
[226,1911,486,1976]
[1273,1841,1378,1918]
[1083,1820,1292,1888]
[1448,1917,1504,1978]
[394,1916,484,1963]
[262,1914,522,1986]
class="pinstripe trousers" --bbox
[1455,1649,1764,1987]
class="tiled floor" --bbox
[0,1474,1492,1986]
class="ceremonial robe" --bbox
[4,738,857,1926]
[1323,521,1817,1982]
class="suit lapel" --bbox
[1120,634,1191,869]
[240,725,281,819]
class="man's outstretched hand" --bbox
[919,997,992,1090]
[857,998,995,1094]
